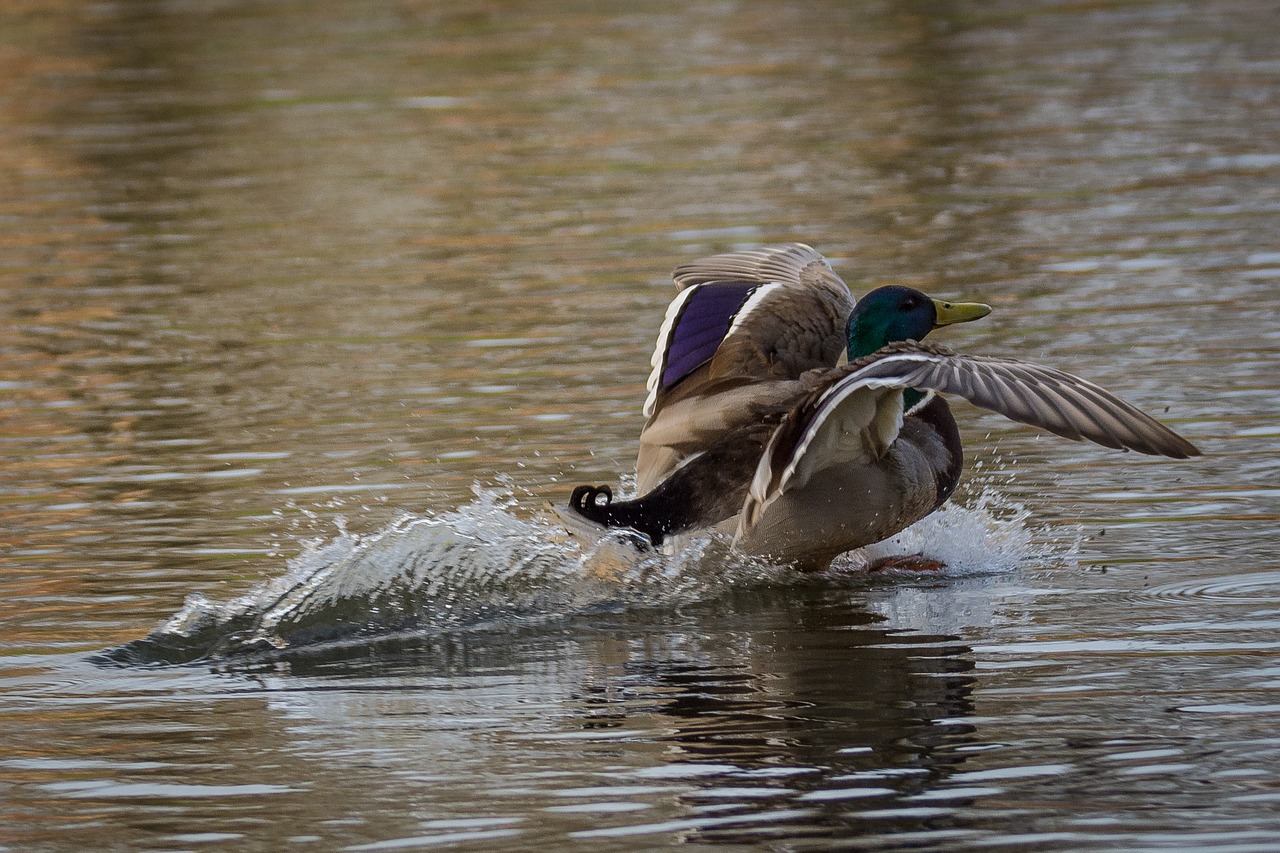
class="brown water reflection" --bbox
[1,0,1278,849]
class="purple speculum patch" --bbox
[659,281,760,391]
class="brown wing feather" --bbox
[672,243,839,290]
[839,342,1201,459]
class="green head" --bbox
[846,285,992,359]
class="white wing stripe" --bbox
[643,285,701,417]
[725,282,782,340]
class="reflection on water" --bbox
[1,0,1278,849]
[185,589,983,848]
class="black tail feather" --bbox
[568,483,672,546]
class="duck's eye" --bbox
[900,300,916,311]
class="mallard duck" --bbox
[570,244,1200,571]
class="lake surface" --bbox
[2,0,1278,850]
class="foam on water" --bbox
[99,484,1049,666]
[860,490,1050,575]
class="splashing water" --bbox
[98,485,1049,666]
[860,489,1056,574]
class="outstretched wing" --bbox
[637,244,854,493]
[643,243,853,417]
[837,342,1202,458]
[747,340,1201,519]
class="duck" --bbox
[569,244,1200,571]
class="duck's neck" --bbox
[846,317,889,362]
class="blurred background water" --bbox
[1,0,1277,850]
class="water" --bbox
[1,0,1277,849]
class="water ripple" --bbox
[1144,571,1280,602]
